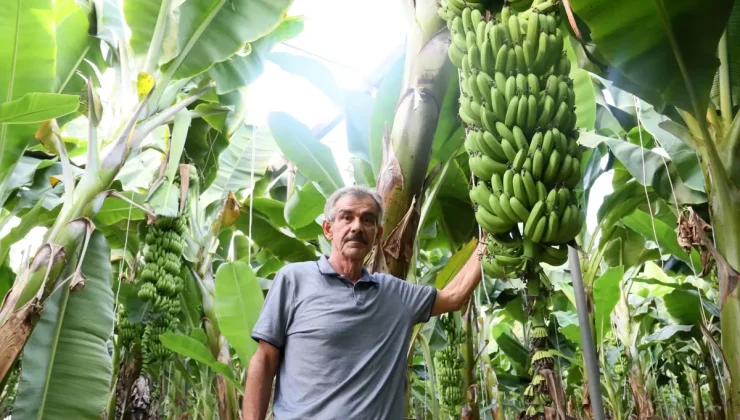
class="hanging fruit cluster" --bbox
[433,313,466,417]
[115,303,144,350]
[438,0,583,417]
[135,215,187,371]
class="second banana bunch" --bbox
[440,0,585,278]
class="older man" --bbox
[242,185,484,420]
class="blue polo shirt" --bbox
[251,255,437,419]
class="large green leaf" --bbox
[580,132,706,204]
[200,124,278,207]
[429,75,463,166]
[0,0,56,181]
[183,119,229,190]
[92,0,126,49]
[284,181,324,229]
[267,112,344,197]
[434,238,477,289]
[214,262,264,365]
[711,1,740,107]
[593,266,623,342]
[0,93,79,124]
[572,69,596,131]
[53,0,93,93]
[209,17,304,94]
[663,289,704,325]
[93,192,147,226]
[159,332,241,389]
[551,311,581,346]
[249,197,287,227]
[14,231,114,419]
[602,224,661,268]
[344,90,374,162]
[642,324,694,345]
[163,0,293,80]
[636,101,704,192]
[368,53,405,177]
[122,0,162,58]
[0,200,44,267]
[622,209,697,266]
[569,0,734,114]
[235,211,316,263]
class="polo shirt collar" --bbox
[317,254,378,284]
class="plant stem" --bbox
[463,303,480,420]
[718,31,733,133]
[699,340,725,420]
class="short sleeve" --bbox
[251,269,294,349]
[391,276,437,324]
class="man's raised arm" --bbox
[430,241,484,316]
[242,341,281,420]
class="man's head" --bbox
[322,185,384,262]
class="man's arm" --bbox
[242,340,281,420]
[430,241,484,316]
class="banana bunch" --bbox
[433,313,465,416]
[445,0,583,274]
[115,303,143,349]
[135,214,188,370]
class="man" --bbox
[242,185,484,420]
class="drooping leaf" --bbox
[249,197,287,227]
[92,0,126,49]
[664,289,704,325]
[0,0,56,181]
[368,53,405,177]
[201,124,278,207]
[235,211,316,263]
[284,181,324,229]
[268,51,343,107]
[162,0,293,80]
[602,224,661,268]
[0,93,80,124]
[93,192,147,226]
[343,90,374,162]
[642,324,694,344]
[622,209,696,267]
[214,262,264,365]
[434,238,477,289]
[572,69,596,131]
[53,0,94,94]
[492,321,529,368]
[551,311,581,346]
[593,266,623,342]
[267,112,344,197]
[14,232,114,419]
[0,200,44,267]
[636,101,704,192]
[569,0,734,114]
[159,332,241,389]
[580,132,706,204]
[183,119,229,190]
[209,17,304,94]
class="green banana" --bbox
[496,122,515,143]
[524,200,545,238]
[516,94,528,128]
[503,169,514,196]
[500,138,517,161]
[556,187,570,212]
[480,108,496,132]
[531,31,548,74]
[468,155,492,180]
[522,170,538,206]
[480,154,509,178]
[523,39,535,69]
[525,95,538,133]
[555,154,573,183]
[513,172,527,207]
[532,149,544,180]
[470,181,494,213]
[526,11,539,42]
[464,131,481,154]
[512,126,528,151]
[512,149,526,172]
[544,210,560,243]
[498,192,519,222]
[531,214,547,243]
[495,43,509,73]
[476,20,487,50]
[528,131,543,153]
[476,206,513,234]
[505,95,519,127]
[489,193,517,225]
[508,14,521,45]
[481,40,494,73]
[536,181,547,202]
[448,45,464,68]
[505,75,516,104]
[541,129,554,157]
[509,195,530,222]
[469,44,481,71]
[494,72,507,96]
[491,173,504,194]
[542,149,560,184]
[545,188,558,213]
[491,86,507,122]
[481,130,508,162]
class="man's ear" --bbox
[322,219,333,240]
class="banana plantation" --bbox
[1,0,739,418]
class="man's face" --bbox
[322,195,383,261]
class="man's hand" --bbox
[242,340,281,420]
[430,239,484,316]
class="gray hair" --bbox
[323,185,384,226]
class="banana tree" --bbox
[567,0,740,414]
[0,0,296,417]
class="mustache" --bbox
[344,233,368,244]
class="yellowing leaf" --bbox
[136,71,155,100]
